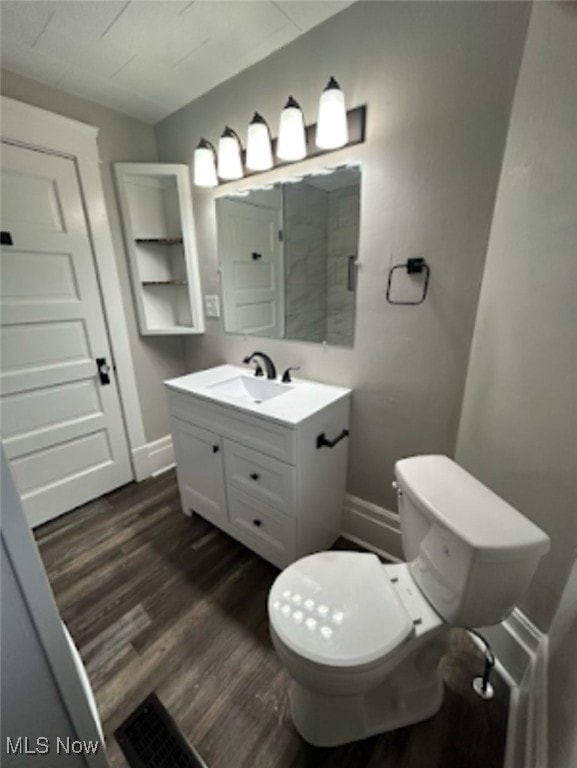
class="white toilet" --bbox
[268,455,550,747]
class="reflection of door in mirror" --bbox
[217,188,284,338]
[217,166,360,347]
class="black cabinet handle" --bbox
[250,473,260,481]
[253,519,262,527]
[212,445,220,454]
[251,252,262,261]
[1,231,14,246]
[316,429,349,449]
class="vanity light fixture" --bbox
[193,138,218,187]
[316,77,348,150]
[277,96,306,161]
[217,126,244,180]
[246,112,273,171]
[192,82,366,188]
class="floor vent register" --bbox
[114,692,208,768]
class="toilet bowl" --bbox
[268,455,551,747]
[269,553,449,746]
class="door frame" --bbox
[1,95,148,479]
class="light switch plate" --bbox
[204,294,220,318]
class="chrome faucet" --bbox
[243,351,277,380]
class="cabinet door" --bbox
[171,418,227,527]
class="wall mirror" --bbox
[216,165,360,347]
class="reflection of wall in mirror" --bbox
[284,183,328,343]
[326,186,359,346]
[284,180,360,346]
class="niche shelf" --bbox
[115,163,205,336]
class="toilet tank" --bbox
[394,456,550,627]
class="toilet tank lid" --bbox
[395,456,550,559]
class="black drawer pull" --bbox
[1,231,14,246]
[316,429,349,449]
[250,472,260,481]
[212,445,220,453]
[251,251,262,261]
[253,519,262,527]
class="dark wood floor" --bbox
[35,471,509,768]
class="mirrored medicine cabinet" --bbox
[216,165,361,347]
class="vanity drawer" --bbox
[227,487,296,569]
[223,439,296,517]
[166,388,296,464]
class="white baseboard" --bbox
[479,609,548,768]
[341,493,403,562]
[130,435,174,481]
[147,435,175,477]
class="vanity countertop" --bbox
[165,364,351,426]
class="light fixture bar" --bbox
[193,106,366,187]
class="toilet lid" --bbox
[268,552,414,667]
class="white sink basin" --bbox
[166,365,351,425]
[204,375,293,404]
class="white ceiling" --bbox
[1,1,354,124]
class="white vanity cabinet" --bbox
[165,365,351,569]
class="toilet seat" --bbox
[268,552,414,668]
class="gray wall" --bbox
[155,0,530,509]
[456,2,577,632]
[1,70,183,443]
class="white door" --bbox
[218,198,283,337]
[1,141,133,528]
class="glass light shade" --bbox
[277,96,306,161]
[246,113,273,171]
[316,77,348,150]
[217,127,243,180]
[193,140,217,187]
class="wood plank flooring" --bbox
[35,471,509,768]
